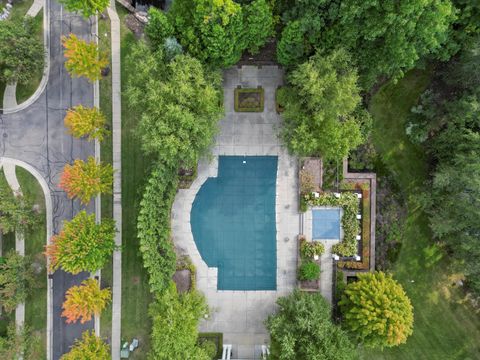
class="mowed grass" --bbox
[98,11,113,343]
[118,7,153,358]
[16,166,47,360]
[365,69,480,359]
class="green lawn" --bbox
[118,7,153,359]
[98,10,113,343]
[365,69,480,359]
[16,167,47,360]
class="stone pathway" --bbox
[2,163,25,328]
[107,2,123,359]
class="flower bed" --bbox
[234,87,264,112]
[297,236,321,291]
[338,182,371,270]
[303,191,360,257]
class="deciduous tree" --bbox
[61,331,110,360]
[63,34,108,82]
[126,43,223,167]
[45,210,116,274]
[62,278,111,324]
[148,284,210,360]
[0,17,44,85]
[339,272,414,348]
[266,290,357,360]
[64,105,108,141]
[280,49,367,161]
[242,0,274,55]
[0,251,35,313]
[59,156,113,204]
[59,0,110,18]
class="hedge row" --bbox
[137,164,179,294]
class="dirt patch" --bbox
[125,14,145,39]
[238,38,278,66]
[173,269,191,293]
[132,276,140,285]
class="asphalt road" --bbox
[0,1,96,358]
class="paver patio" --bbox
[172,66,299,359]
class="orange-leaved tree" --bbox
[44,210,116,274]
[60,330,110,360]
[59,156,113,204]
[62,33,108,82]
[62,278,111,324]
[64,105,108,141]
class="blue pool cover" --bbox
[191,156,278,290]
[312,208,341,240]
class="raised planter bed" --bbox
[234,87,264,112]
[297,235,321,291]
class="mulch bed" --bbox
[238,38,278,66]
[172,269,191,293]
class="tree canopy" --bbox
[45,210,116,274]
[148,284,210,360]
[265,290,357,360]
[280,49,367,161]
[0,17,44,86]
[126,42,223,167]
[0,251,35,313]
[59,0,110,18]
[61,331,110,360]
[278,0,456,87]
[339,272,414,348]
[64,105,109,141]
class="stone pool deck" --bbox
[171,66,299,359]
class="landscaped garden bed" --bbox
[178,164,198,189]
[301,191,360,257]
[197,332,223,360]
[297,236,323,291]
[234,87,264,112]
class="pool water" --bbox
[191,156,278,290]
[312,208,341,240]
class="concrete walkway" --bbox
[26,0,44,17]
[107,2,123,359]
[3,84,17,109]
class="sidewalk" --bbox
[107,2,122,359]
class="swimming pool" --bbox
[191,156,278,290]
[312,208,341,240]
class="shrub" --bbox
[59,157,113,204]
[146,7,174,50]
[299,169,315,194]
[340,272,414,348]
[64,105,108,141]
[45,211,116,274]
[300,240,325,259]
[298,261,320,281]
[137,164,178,294]
[62,278,111,324]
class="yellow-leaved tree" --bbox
[62,34,108,82]
[61,330,109,360]
[64,105,109,141]
[61,278,111,324]
[339,271,414,348]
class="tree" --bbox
[242,0,274,55]
[62,278,111,324]
[278,0,455,87]
[148,283,210,360]
[45,210,116,274]
[59,156,113,204]
[63,34,108,82]
[146,7,174,50]
[64,105,108,141]
[0,251,35,313]
[276,20,305,67]
[0,178,39,234]
[61,331,110,360]
[126,42,223,167]
[0,17,44,85]
[169,0,245,67]
[280,49,366,161]
[265,290,357,360]
[0,324,42,360]
[339,272,413,348]
[59,0,110,18]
